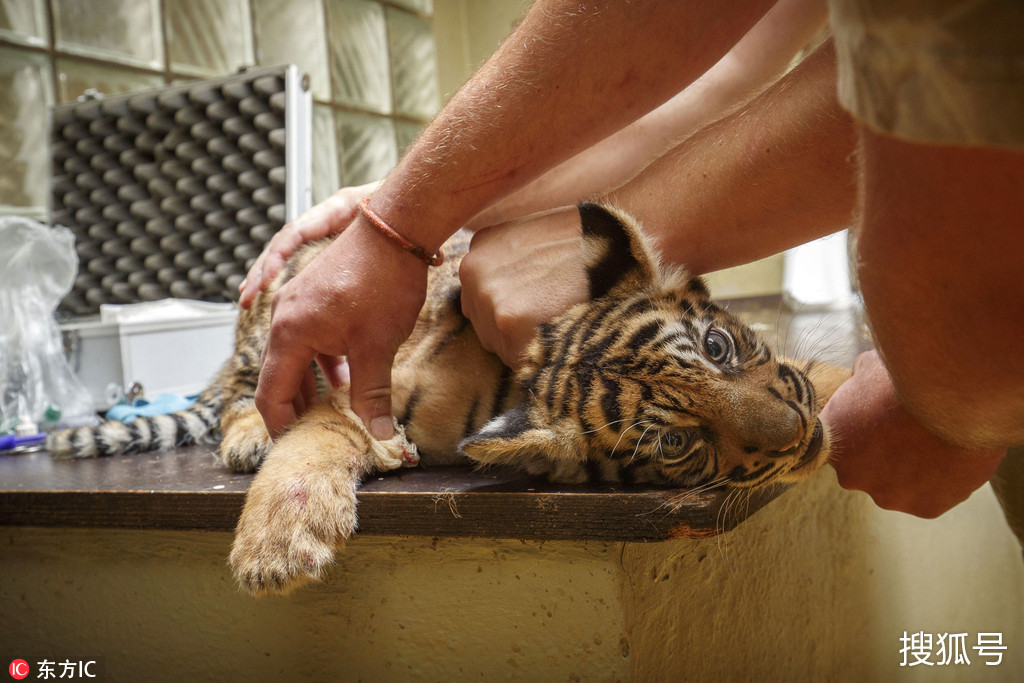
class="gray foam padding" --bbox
[51,66,310,315]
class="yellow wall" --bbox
[2,530,628,681]
[434,0,532,101]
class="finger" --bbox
[285,192,356,248]
[238,259,265,308]
[240,230,293,307]
[242,249,267,291]
[316,353,350,389]
[291,393,306,418]
[244,227,307,306]
[256,333,316,439]
[258,249,289,291]
[459,282,496,355]
[347,345,396,440]
[458,256,501,357]
[292,205,350,242]
[300,363,319,406]
[458,279,477,322]
[241,190,366,308]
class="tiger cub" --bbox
[49,203,849,595]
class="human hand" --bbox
[255,215,427,439]
[459,209,590,368]
[822,350,1005,518]
[238,181,381,308]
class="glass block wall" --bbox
[0,0,440,218]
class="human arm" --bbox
[462,39,857,366]
[459,34,1021,520]
[607,38,856,274]
[255,0,776,437]
[466,0,829,230]
[240,0,827,309]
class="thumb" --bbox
[347,345,396,440]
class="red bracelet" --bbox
[358,197,444,267]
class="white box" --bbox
[61,301,238,411]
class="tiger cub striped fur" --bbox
[49,203,848,594]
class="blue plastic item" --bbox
[105,394,197,424]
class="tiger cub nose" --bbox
[766,408,804,454]
[725,387,805,455]
[736,405,803,456]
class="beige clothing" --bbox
[829,0,1024,148]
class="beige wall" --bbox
[434,0,532,101]
[3,469,1021,681]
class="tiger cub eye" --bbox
[660,429,691,455]
[703,328,733,363]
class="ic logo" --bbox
[8,660,29,680]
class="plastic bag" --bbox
[0,216,95,432]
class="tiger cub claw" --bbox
[367,426,420,472]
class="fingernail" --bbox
[370,416,394,440]
[238,278,247,291]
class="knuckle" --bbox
[360,386,392,403]
[833,464,872,495]
[459,260,489,296]
[492,308,522,337]
[460,296,478,323]
[253,385,269,413]
[467,225,491,249]
[269,286,292,315]
[476,333,498,355]
[458,254,477,282]
[268,313,299,344]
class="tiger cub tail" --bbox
[46,384,223,459]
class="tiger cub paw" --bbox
[326,393,419,472]
[229,466,358,596]
[366,421,420,472]
[220,409,272,473]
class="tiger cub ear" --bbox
[578,202,660,299]
[458,404,582,466]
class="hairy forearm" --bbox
[370,0,774,252]
[467,0,829,231]
[608,39,857,275]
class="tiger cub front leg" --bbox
[219,399,273,473]
[229,390,419,595]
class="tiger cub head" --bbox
[459,203,829,490]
